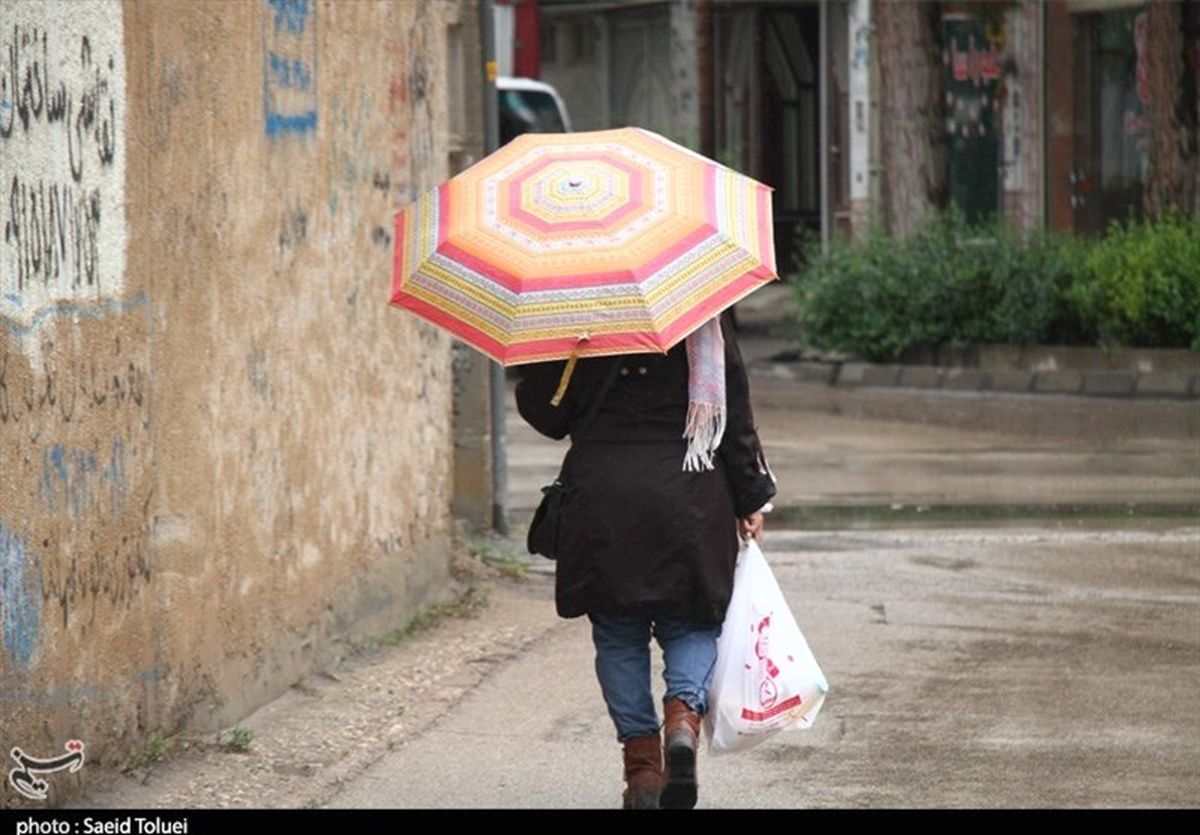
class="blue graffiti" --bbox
[41,445,96,517]
[852,21,870,71]
[264,110,317,137]
[0,523,42,671]
[0,292,149,337]
[263,0,317,138]
[268,53,312,90]
[269,0,309,35]
[39,440,126,519]
[103,438,127,519]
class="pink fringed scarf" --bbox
[683,317,726,471]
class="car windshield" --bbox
[499,88,566,144]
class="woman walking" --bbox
[515,310,776,809]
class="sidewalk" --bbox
[737,281,1199,400]
[67,567,564,810]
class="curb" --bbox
[752,361,1200,400]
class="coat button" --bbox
[637,366,648,375]
[620,367,629,376]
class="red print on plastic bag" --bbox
[741,615,804,723]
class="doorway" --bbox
[1047,2,1148,234]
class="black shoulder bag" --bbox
[526,358,622,559]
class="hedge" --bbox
[792,209,1199,362]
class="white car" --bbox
[497,76,572,144]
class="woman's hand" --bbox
[738,511,764,542]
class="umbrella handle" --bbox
[550,351,579,408]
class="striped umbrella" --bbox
[390,126,777,396]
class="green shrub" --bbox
[1069,211,1200,350]
[794,209,1086,361]
[792,209,1196,359]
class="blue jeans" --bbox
[588,612,722,743]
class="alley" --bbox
[72,363,1200,809]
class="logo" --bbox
[740,615,804,723]
[8,740,85,801]
[754,615,780,709]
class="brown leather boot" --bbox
[621,731,663,809]
[660,697,701,809]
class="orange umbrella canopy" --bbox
[391,126,777,365]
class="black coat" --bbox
[515,312,776,625]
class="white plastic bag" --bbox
[704,538,829,754]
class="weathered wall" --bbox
[2,0,471,800]
[1,2,153,781]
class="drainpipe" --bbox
[819,0,830,252]
[480,0,508,535]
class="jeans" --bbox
[588,612,722,743]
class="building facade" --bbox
[506,0,1197,269]
[1,0,484,795]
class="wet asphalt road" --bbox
[328,370,1199,809]
[330,523,1199,809]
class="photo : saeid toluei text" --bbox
[15,818,189,835]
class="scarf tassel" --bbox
[682,401,726,472]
